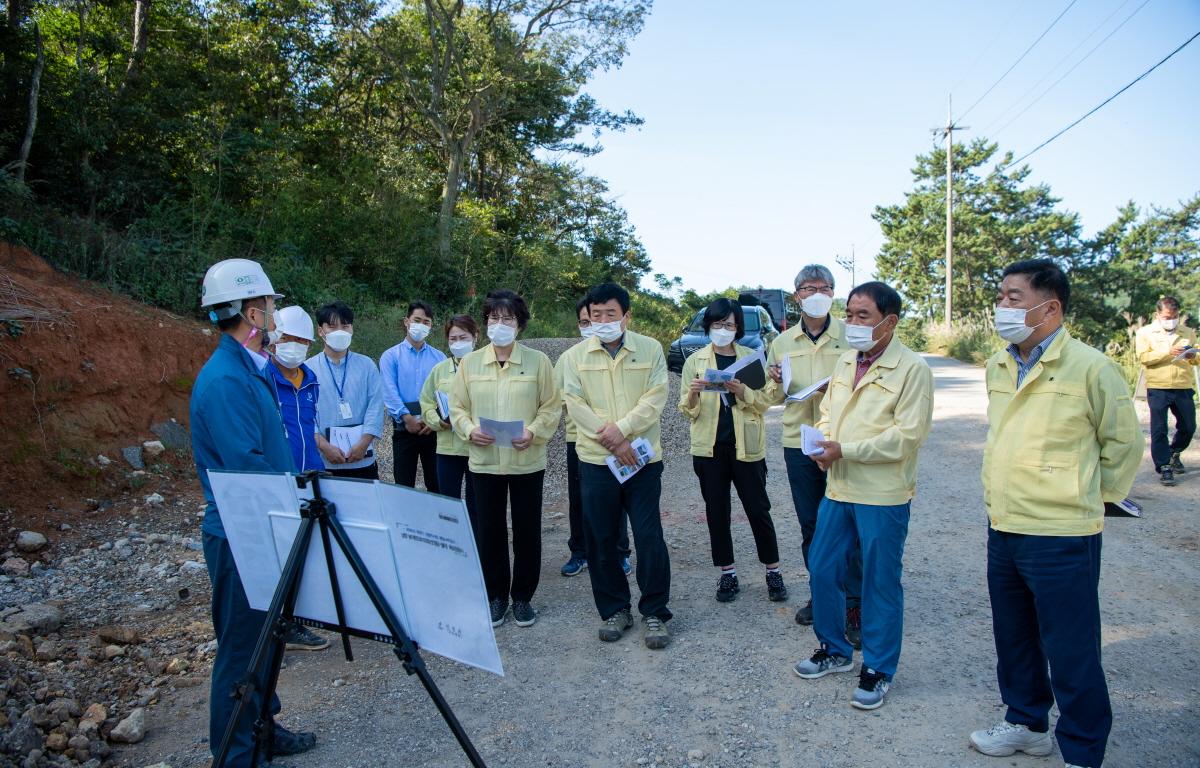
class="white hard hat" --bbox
[200,258,284,309]
[274,306,315,342]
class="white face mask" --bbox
[709,328,737,347]
[1160,318,1179,332]
[579,325,595,339]
[274,341,309,369]
[801,293,834,319]
[408,321,432,342]
[994,301,1049,344]
[487,323,517,347]
[267,329,283,346]
[324,330,352,352]
[845,318,888,351]
[449,339,474,358]
[593,320,624,343]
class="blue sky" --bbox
[572,0,1200,297]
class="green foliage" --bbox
[923,317,1005,366]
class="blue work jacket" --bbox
[266,360,325,475]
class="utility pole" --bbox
[835,245,856,288]
[933,95,967,326]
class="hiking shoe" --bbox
[511,601,537,627]
[845,605,862,650]
[792,648,853,679]
[1171,452,1186,473]
[560,556,587,577]
[642,615,670,649]
[271,724,317,756]
[283,624,329,651]
[622,556,633,576]
[715,572,740,602]
[969,721,1054,757]
[489,598,508,627]
[1160,466,1177,486]
[794,599,814,625]
[766,571,788,602]
[851,667,890,710]
[598,608,633,642]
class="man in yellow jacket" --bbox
[561,282,672,650]
[792,281,933,712]
[968,259,1142,768]
[1134,295,1198,486]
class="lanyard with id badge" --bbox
[326,353,355,419]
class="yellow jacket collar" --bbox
[483,341,524,367]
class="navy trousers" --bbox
[987,529,1111,768]
[784,447,862,607]
[1147,388,1196,470]
[580,460,671,620]
[436,453,479,548]
[204,532,281,767]
[566,441,630,558]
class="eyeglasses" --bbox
[710,321,738,331]
[486,315,518,326]
[796,285,833,295]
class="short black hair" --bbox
[1001,259,1070,313]
[1157,295,1181,313]
[317,301,354,327]
[215,296,266,332]
[847,281,902,318]
[587,282,631,314]
[407,300,434,319]
[482,289,530,331]
[575,295,591,320]
[702,298,744,339]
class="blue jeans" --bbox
[203,532,281,767]
[784,448,862,607]
[988,529,1110,768]
[810,498,909,677]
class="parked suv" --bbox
[667,305,779,374]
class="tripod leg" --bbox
[318,517,355,661]
[214,515,318,768]
[323,513,488,768]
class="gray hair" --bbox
[794,264,835,290]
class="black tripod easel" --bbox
[213,472,487,767]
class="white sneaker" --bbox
[969,721,1054,757]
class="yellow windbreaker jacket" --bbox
[1135,321,1198,390]
[764,317,849,448]
[419,356,468,457]
[677,343,770,461]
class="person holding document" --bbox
[764,264,862,643]
[561,282,673,649]
[792,281,932,712]
[679,298,786,604]
[380,301,444,491]
[309,301,385,480]
[1134,295,1197,487]
[420,314,479,534]
[450,291,560,629]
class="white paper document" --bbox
[479,417,525,446]
[207,471,503,676]
[605,437,656,484]
[702,368,734,391]
[436,391,451,421]
[800,424,826,456]
[1172,347,1197,363]
[787,376,832,403]
[328,425,364,455]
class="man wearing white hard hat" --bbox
[266,305,325,475]
[191,259,317,766]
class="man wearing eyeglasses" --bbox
[765,264,863,646]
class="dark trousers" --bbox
[437,453,479,547]
[988,529,1111,768]
[784,447,862,606]
[328,462,379,480]
[1147,388,1196,470]
[472,470,544,603]
[566,442,629,558]
[580,460,671,621]
[693,445,779,566]
[393,429,439,493]
[203,532,281,767]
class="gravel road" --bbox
[126,354,1200,768]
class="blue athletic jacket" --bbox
[266,361,325,475]
[190,333,296,538]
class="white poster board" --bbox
[208,471,503,676]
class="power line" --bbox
[981,0,1142,135]
[959,0,1079,122]
[990,0,1152,139]
[1006,29,1200,168]
[947,3,1025,98]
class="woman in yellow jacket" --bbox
[419,314,479,535]
[450,290,561,629]
[679,299,787,604]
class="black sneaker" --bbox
[851,667,891,710]
[766,571,788,602]
[845,605,862,650]
[284,624,329,651]
[715,572,740,602]
[1171,452,1186,474]
[1161,466,1177,487]
[271,724,317,756]
[489,598,508,627]
[511,600,537,627]
[795,599,813,625]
